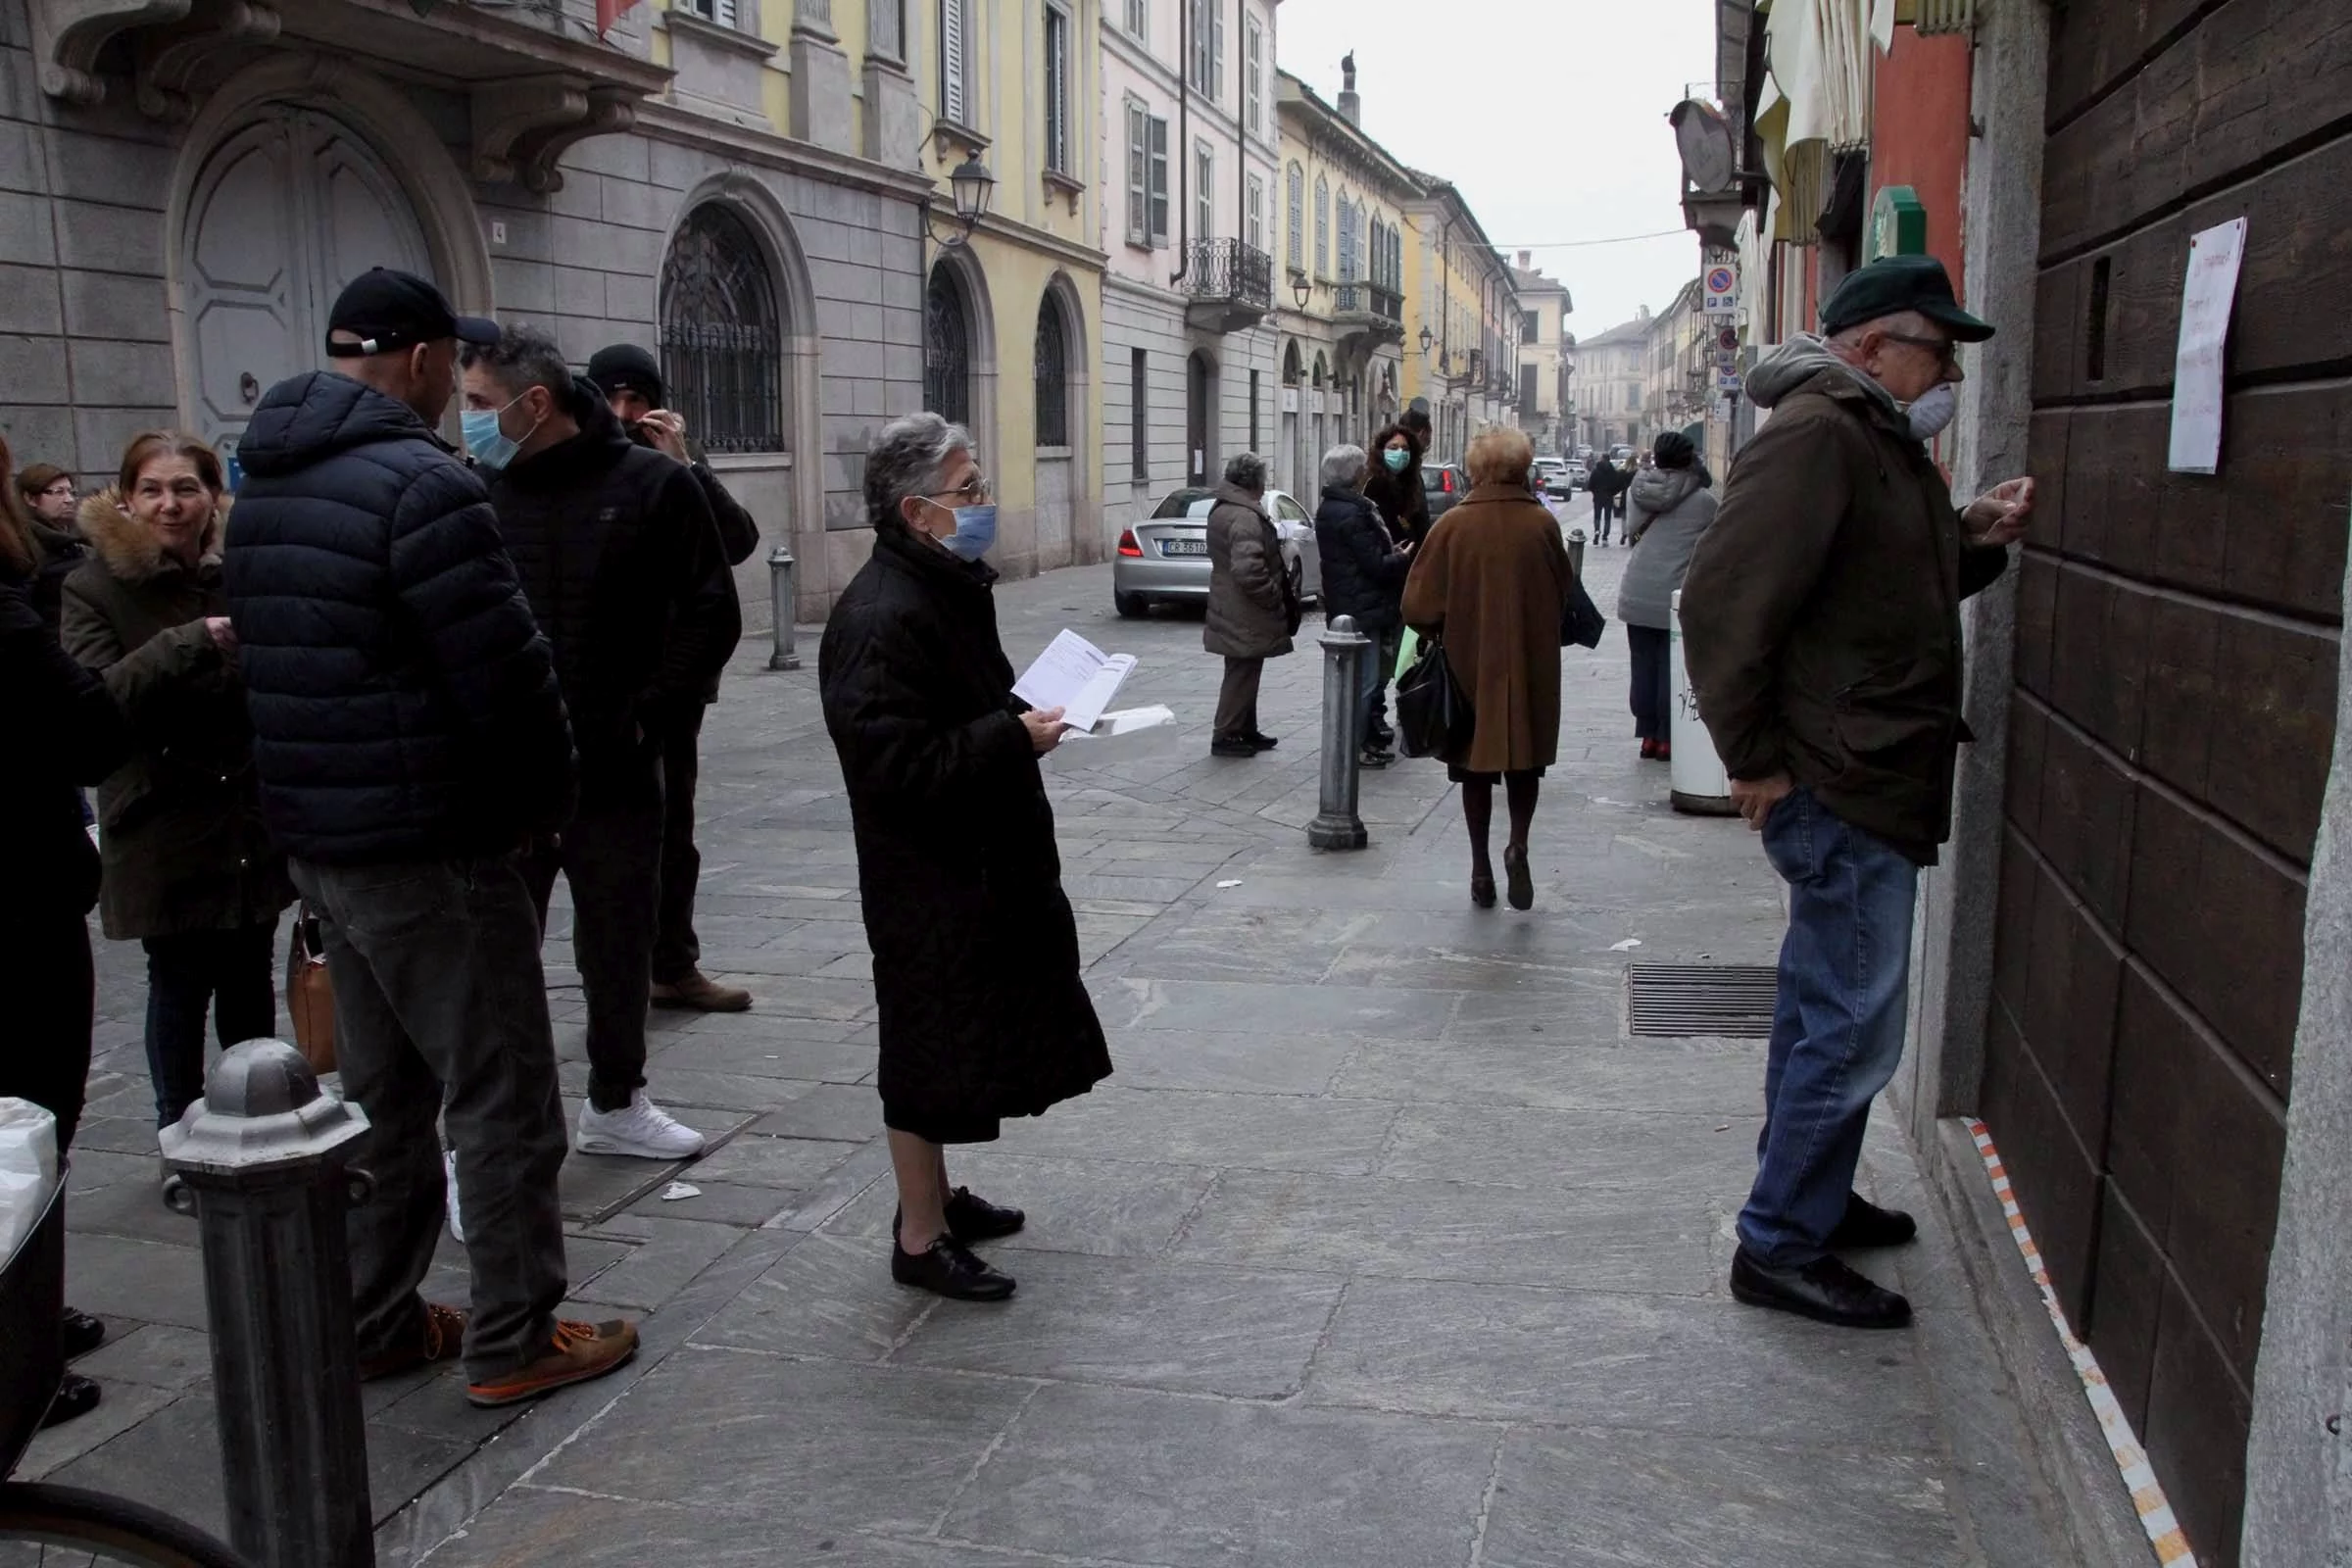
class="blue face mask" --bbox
[462,393,535,472]
[1383,446,1412,472]
[938,503,998,561]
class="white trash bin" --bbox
[1669,589,1738,816]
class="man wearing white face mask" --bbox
[1680,255,2034,1333]
[460,326,740,1164]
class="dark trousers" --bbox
[522,771,663,1113]
[1213,657,1264,740]
[0,910,96,1153]
[140,920,278,1128]
[1360,624,1401,740]
[1591,491,1613,542]
[1627,624,1672,741]
[289,854,569,1381]
[653,709,709,986]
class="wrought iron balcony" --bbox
[1181,238,1274,333]
[1333,281,1405,349]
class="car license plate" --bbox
[1160,538,1207,557]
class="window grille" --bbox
[925,269,971,426]
[658,205,783,454]
[1034,296,1070,448]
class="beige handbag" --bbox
[286,906,336,1076]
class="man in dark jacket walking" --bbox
[226,269,637,1410]
[462,325,740,1164]
[586,343,760,1015]
[1682,255,2034,1333]
[1313,442,1412,768]
[1588,456,1621,543]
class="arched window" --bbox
[1282,339,1301,385]
[660,205,784,453]
[1034,292,1070,448]
[924,264,971,426]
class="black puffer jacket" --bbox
[224,371,576,865]
[0,568,127,921]
[486,381,740,783]
[1314,487,1410,633]
[818,525,1110,1134]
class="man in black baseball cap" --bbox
[583,341,761,1015]
[326,267,503,361]
[1676,251,2035,1335]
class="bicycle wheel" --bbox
[0,1483,251,1567]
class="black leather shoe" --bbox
[1730,1247,1911,1330]
[39,1372,101,1428]
[1828,1192,1918,1250]
[1502,845,1535,911]
[891,1236,1016,1300]
[1211,736,1258,759]
[61,1307,106,1360]
[1246,731,1280,752]
[944,1187,1026,1244]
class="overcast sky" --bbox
[1276,0,1716,335]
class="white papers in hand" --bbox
[1060,705,1175,740]
[1014,630,1137,732]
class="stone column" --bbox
[789,0,856,156]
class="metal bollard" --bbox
[1566,526,1586,583]
[1307,613,1370,851]
[767,542,801,670]
[161,1040,376,1568]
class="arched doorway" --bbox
[180,106,431,455]
[1281,340,1303,495]
[1310,352,1329,481]
[1186,351,1216,487]
[925,263,973,427]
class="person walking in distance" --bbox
[819,413,1112,1300]
[1616,431,1719,763]
[1203,453,1293,759]
[1588,454,1620,545]
[462,326,740,1162]
[225,268,637,1407]
[587,342,760,1014]
[60,433,293,1152]
[1681,255,2034,1331]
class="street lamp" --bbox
[1290,270,1312,309]
[1418,323,1434,355]
[922,153,996,248]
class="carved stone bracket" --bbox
[135,0,280,122]
[472,75,638,194]
[28,0,192,105]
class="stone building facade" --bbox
[1510,253,1571,456]
[0,0,1105,624]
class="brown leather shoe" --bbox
[651,970,753,1012]
[361,1301,466,1381]
[466,1318,639,1408]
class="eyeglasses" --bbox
[39,480,74,498]
[1880,330,1959,368]
[929,474,991,506]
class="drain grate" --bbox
[1626,963,1779,1038]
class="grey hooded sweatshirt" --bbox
[1616,466,1718,630]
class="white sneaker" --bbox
[443,1149,465,1245]
[575,1094,706,1160]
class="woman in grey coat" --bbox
[1202,453,1293,759]
[1615,431,1718,760]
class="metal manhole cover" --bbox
[1626,963,1779,1038]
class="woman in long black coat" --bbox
[818,412,1111,1302]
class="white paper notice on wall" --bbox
[2167,218,2248,475]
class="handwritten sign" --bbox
[2167,218,2248,475]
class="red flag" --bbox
[596,0,635,35]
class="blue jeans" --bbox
[1739,787,1920,1266]
[1357,623,1399,742]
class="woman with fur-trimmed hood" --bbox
[60,431,291,1140]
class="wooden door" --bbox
[1982,4,2352,1559]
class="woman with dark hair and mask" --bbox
[818,412,1112,1302]
[1617,430,1720,762]
[1362,420,1430,549]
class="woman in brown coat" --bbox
[60,431,291,1134]
[1401,424,1575,910]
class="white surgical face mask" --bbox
[1905,382,1958,441]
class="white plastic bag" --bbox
[0,1099,60,1266]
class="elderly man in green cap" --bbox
[1681,254,2035,1332]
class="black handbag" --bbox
[1561,570,1606,649]
[1395,637,1475,761]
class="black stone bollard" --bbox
[160,1040,376,1568]
[1308,614,1371,851]
[767,542,802,670]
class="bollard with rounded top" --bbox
[767,542,802,670]
[1565,526,1587,584]
[161,1040,376,1568]
[1307,614,1371,850]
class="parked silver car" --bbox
[1112,486,1323,618]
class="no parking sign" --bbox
[1703,264,1739,316]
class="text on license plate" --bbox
[1160,538,1208,556]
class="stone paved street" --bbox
[24,524,2068,1566]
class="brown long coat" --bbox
[1401,483,1575,774]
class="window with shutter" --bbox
[1124,0,1145,36]
[1195,144,1213,243]
[1313,175,1328,279]
[683,0,741,24]
[1147,116,1169,243]
[1285,163,1302,272]
[1125,101,1148,245]
[1246,174,1262,252]
[1043,4,1070,174]
[1245,18,1261,134]
[1210,0,1225,103]
[940,0,969,125]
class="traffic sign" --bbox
[1717,367,1743,393]
[1716,325,1740,353]
[1703,264,1739,316]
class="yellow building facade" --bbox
[1399,179,1520,463]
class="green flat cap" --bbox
[1820,254,1994,341]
